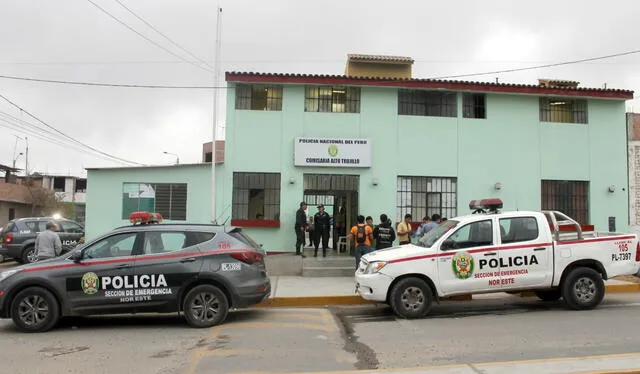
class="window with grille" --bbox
[463,93,486,119]
[122,183,187,220]
[398,90,457,117]
[539,98,588,124]
[541,180,589,224]
[305,86,360,113]
[396,176,457,221]
[232,172,281,221]
[235,84,283,111]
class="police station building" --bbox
[85,54,634,254]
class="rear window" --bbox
[185,232,215,247]
[3,222,16,234]
[228,229,260,249]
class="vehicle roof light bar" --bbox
[469,198,503,214]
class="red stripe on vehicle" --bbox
[21,248,254,273]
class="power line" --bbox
[84,0,213,74]
[112,0,214,70]
[0,92,144,165]
[429,49,640,80]
[0,74,223,89]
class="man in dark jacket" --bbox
[295,202,308,257]
[373,213,396,250]
[313,204,331,257]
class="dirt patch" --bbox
[613,275,640,283]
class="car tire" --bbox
[21,246,37,264]
[561,267,605,310]
[10,287,60,333]
[0,253,4,263]
[183,285,229,328]
[535,289,562,302]
[389,277,433,319]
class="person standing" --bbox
[35,221,62,261]
[295,202,308,257]
[414,216,432,238]
[373,214,396,249]
[397,213,413,245]
[313,204,331,257]
[349,215,374,269]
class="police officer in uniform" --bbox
[295,202,308,257]
[373,213,396,250]
[313,204,331,257]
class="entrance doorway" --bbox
[303,174,359,256]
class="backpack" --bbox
[356,225,367,244]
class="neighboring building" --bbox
[201,141,225,163]
[38,174,86,224]
[0,164,34,228]
[84,54,633,252]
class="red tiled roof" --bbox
[225,72,634,99]
[347,54,414,64]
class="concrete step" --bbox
[302,266,355,277]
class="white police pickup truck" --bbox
[355,198,640,319]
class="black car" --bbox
[0,217,85,264]
[0,215,270,332]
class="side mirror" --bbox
[71,250,83,263]
[441,239,454,250]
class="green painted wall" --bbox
[85,84,630,251]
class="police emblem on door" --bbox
[81,272,100,295]
[451,252,474,280]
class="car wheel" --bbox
[183,285,229,328]
[22,246,37,264]
[10,287,60,333]
[0,253,4,263]
[561,267,605,310]
[389,277,433,319]
[535,289,562,302]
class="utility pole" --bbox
[211,5,222,224]
[25,137,29,179]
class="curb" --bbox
[254,283,640,308]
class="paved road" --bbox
[0,261,18,270]
[0,293,639,373]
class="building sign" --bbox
[294,137,371,168]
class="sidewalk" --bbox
[256,275,640,308]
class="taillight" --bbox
[636,242,640,262]
[231,251,263,265]
[4,233,12,244]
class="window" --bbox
[398,90,457,117]
[23,220,46,233]
[541,180,589,224]
[463,93,486,119]
[539,97,588,124]
[122,183,187,221]
[305,86,360,113]
[397,176,457,221]
[59,220,84,234]
[53,177,65,192]
[75,179,87,193]
[142,232,187,254]
[232,172,281,221]
[235,84,283,111]
[83,232,138,259]
[8,208,14,221]
[499,217,539,244]
[444,219,494,250]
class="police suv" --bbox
[356,199,640,319]
[0,212,271,332]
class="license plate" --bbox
[221,263,242,271]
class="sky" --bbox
[0,0,639,176]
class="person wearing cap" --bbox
[295,202,308,257]
[313,204,331,257]
[35,221,62,261]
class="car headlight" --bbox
[364,261,387,274]
[0,269,20,283]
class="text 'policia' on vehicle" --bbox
[356,198,640,319]
[0,212,271,333]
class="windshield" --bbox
[417,220,459,248]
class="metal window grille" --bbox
[463,93,486,119]
[122,183,187,220]
[539,98,588,124]
[235,84,282,111]
[303,174,359,191]
[398,90,457,117]
[232,172,281,220]
[396,176,457,221]
[305,86,360,113]
[541,180,589,224]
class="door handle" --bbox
[117,263,131,268]
[534,247,547,251]
[180,257,196,263]
[484,252,497,256]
